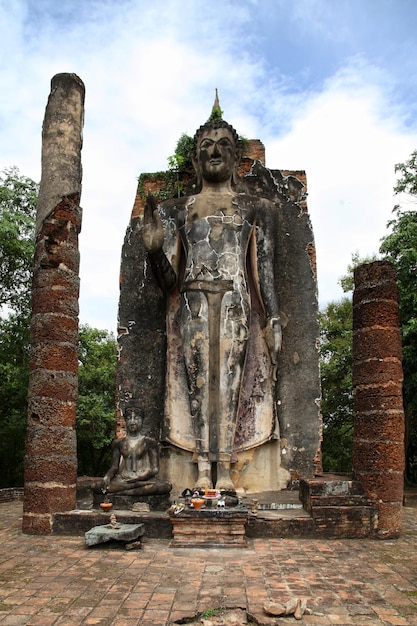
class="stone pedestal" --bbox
[170,509,248,547]
[93,492,171,512]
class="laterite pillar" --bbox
[23,74,85,534]
[352,261,405,539]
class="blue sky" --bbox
[1,0,416,331]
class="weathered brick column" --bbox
[352,261,405,539]
[23,74,85,534]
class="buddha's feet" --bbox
[194,470,211,490]
[215,462,235,491]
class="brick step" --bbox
[55,476,380,540]
[304,479,365,497]
[311,505,377,538]
[54,504,377,540]
[310,494,370,507]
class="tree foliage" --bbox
[167,133,194,172]
[319,298,353,472]
[0,167,37,487]
[0,167,38,317]
[380,154,417,482]
[0,167,117,486]
[393,149,417,197]
[0,313,31,487]
[76,325,117,477]
[319,254,378,473]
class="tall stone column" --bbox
[352,261,405,539]
[23,74,85,534]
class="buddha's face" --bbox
[197,128,237,183]
[125,410,142,435]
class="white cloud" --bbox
[266,64,415,304]
[1,1,416,329]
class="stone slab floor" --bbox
[0,501,417,625]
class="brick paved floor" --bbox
[0,501,417,625]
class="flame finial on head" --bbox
[212,88,220,113]
[209,88,223,121]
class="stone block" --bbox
[32,233,79,269]
[352,359,403,387]
[27,396,76,427]
[353,284,399,305]
[29,343,78,373]
[22,513,52,535]
[353,440,404,472]
[29,370,78,402]
[354,393,404,413]
[353,299,400,329]
[24,455,78,483]
[24,483,76,514]
[354,471,404,501]
[354,260,397,284]
[31,287,79,317]
[25,424,77,457]
[354,411,405,442]
[352,281,399,304]
[85,522,145,547]
[52,509,173,537]
[354,380,402,400]
[51,199,82,229]
[353,328,402,361]
[32,266,80,290]
[246,515,315,538]
[170,510,248,547]
[374,501,402,538]
[93,492,171,512]
[311,505,376,538]
[30,313,78,343]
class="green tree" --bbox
[0,168,118,485]
[0,313,31,486]
[319,253,378,473]
[319,298,353,472]
[0,167,38,317]
[167,133,194,172]
[380,152,417,482]
[76,325,117,477]
[392,149,417,197]
[0,167,38,487]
